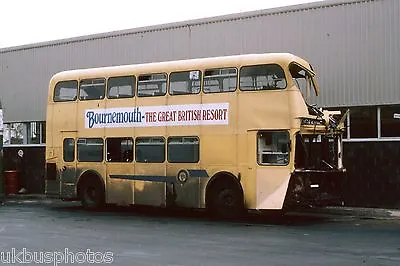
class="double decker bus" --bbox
[45,53,345,217]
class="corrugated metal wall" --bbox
[0,0,399,122]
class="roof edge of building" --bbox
[0,0,374,54]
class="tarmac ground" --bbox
[1,194,400,266]
[2,193,399,220]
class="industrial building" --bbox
[0,0,399,207]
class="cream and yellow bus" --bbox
[45,53,345,217]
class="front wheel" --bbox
[79,177,105,210]
[210,186,244,219]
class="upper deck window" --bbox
[239,64,286,91]
[169,70,201,95]
[289,63,318,103]
[203,68,237,93]
[54,80,78,102]
[138,73,167,97]
[107,76,135,99]
[79,78,105,100]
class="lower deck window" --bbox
[257,131,290,165]
[106,137,133,162]
[167,137,199,163]
[136,137,165,163]
[63,138,75,162]
[77,138,104,162]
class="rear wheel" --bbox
[79,177,105,210]
[209,186,244,219]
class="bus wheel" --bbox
[210,186,244,219]
[79,177,105,210]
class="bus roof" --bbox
[51,53,313,82]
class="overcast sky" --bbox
[0,0,320,48]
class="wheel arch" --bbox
[205,171,244,210]
[76,169,105,199]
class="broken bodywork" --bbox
[285,103,347,209]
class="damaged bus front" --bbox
[285,63,346,209]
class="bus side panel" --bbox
[133,93,167,207]
[134,163,166,207]
[166,163,203,208]
[245,131,292,210]
[166,91,203,208]
[242,132,257,209]
[256,168,291,210]
[45,103,60,197]
[45,162,60,197]
[46,98,79,198]
[106,163,134,206]
[104,99,136,206]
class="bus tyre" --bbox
[211,187,244,219]
[79,177,105,210]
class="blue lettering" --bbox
[116,112,123,123]
[135,107,142,122]
[86,107,143,128]
[101,113,107,124]
[128,112,134,122]
[94,114,99,124]
[86,111,95,128]
[106,113,112,123]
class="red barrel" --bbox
[4,170,20,195]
